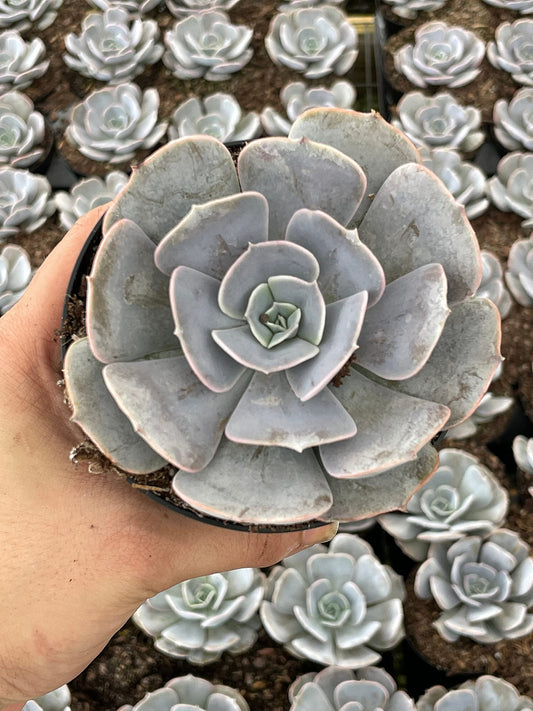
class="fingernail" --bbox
[301,521,339,547]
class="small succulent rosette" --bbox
[506,234,533,306]
[381,0,449,20]
[265,7,358,79]
[394,21,486,89]
[289,665,415,711]
[55,171,129,231]
[475,251,512,319]
[445,391,514,439]
[513,434,533,475]
[87,0,161,13]
[486,152,533,229]
[0,91,47,169]
[0,168,55,242]
[117,675,249,711]
[488,20,533,87]
[166,0,242,14]
[63,107,501,528]
[168,94,261,143]
[0,31,49,94]
[378,449,509,561]
[0,0,63,33]
[260,533,406,667]
[23,685,71,711]
[0,243,32,314]
[494,88,533,152]
[415,529,533,643]
[132,567,265,664]
[416,675,533,711]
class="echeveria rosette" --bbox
[476,250,512,319]
[289,665,415,711]
[0,243,32,314]
[23,685,71,711]
[261,533,406,667]
[514,434,533,474]
[494,88,533,152]
[487,20,533,87]
[506,234,533,305]
[378,449,509,561]
[0,0,63,32]
[0,167,55,242]
[169,94,261,142]
[417,676,533,711]
[486,152,533,230]
[133,568,265,664]
[166,0,242,14]
[415,529,533,643]
[0,90,46,168]
[54,171,129,231]
[0,31,49,94]
[117,675,249,711]
[86,0,161,12]
[381,0,449,20]
[63,108,501,527]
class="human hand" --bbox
[0,207,338,709]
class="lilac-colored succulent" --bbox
[494,88,533,151]
[0,31,49,94]
[0,0,63,32]
[0,90,46,168]
[394,21,486,89]
[261,80,356,136]
[482,0,533,11]
[0,243,32,314]
[392,92,484,153]
[475,250,512,319]
[117,675,249,711]
[0,167,54,242]
[165,0,242,14]
[86,0,161,11]
[62,108,501,527]
[163,11,253,81]
[379,449,508,561]
[168,94,261,142]
[488,20,533,86]
[381,0,449,20]
[55,171,129,231]
[506,234,533,305]
[265,7,358,79]
[486,152,533,229]
[415,529,533,643]
[63,7,163,84]
[417,676,533,711]
[23,685,71,711]
[261,533,406,667]
[64,83,167,164]
[289,665,415,711]
[133,567,265,664]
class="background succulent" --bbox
[0,167,54,242]
[168,94,261,142]
[486,152,533,229]
[381,0,449,20]
[133,568,265,664]
[416,676,533,711]
[166,0,242,14]
[265,7,358,79]
[0,90,46,168]
[392,92,484,154]
[289,665,415,711]
[506,234,533,305]
[63,7,163,84]
[23,685,71,711]
[261,80,355,136]
[64,83,167,164]
[278,0,347,7]
[513,434,533,474]
[482,0,533,9]
[494,88,533,151]
[0,31,49,94]
[419,147,488,220]
[55,171,128,231]
[260,533,406,667]
[86,0,161,12]
[475,250,513,319]
[63,108,501,527]
[0,0,63,32]
[394,21,486,88]
[378,449,508,561]
[488,19,533,86]
[163,11,253,81]
[415,529,533,643]
[445,391,514,439]
[117,675,249,711]
[0,243,32,314]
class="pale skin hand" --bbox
[0,207,338,710]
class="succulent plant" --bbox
[117,675,249,711]
[481,0,533,11]
[265,7,358,79]
[0,90,46,168]
[133,567,265,664]
[23,685,71,711]
[63,7,163,84]
[418,677,533,711]
[0,0,63,32]
[486,152,533,230]
[418,147,488,220]
[55,171,129,231]
[261,80,356,136]
[415,529,533,643]
[513,434,533,473]
[378,449,508,561]
[339,516,376,533]
[392,92,484,154]
[445,391,514,439]
[494,88,533,152]
[381,0,449,20]
[0,31,49,94]
[86,0,161,12]
[64,83,167,164]
[279,0,347,8]
[63,107,501,527]
[488,20,533,86]
[506,234,533,305]
[260,533,405,667]
[0,167,54,242]
[475,250,512,319]
[165,0,242,15]
[0,243,32,314]
[163,11,253,81]
[394,21,486,89]
[168,94,261,143]
[289,665,415,711]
